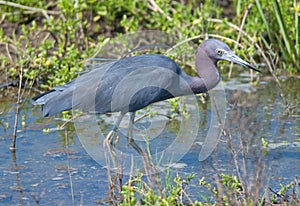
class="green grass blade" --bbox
[295,0,300,69]
[255,0,273,42]
[235,0,241,19]
[272,0,291,55]
[296,0,299,48]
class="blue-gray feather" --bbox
[33,54,181,116]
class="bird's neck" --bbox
[177,48,221,96]
[194,48,220,92]
[178,72,217,95]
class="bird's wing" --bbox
[91,55,181,113]
[32,60,117,116]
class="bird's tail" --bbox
[32,89,73,117]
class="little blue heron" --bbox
[32,38,260,142]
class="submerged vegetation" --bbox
[0,0,299,205]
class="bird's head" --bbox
[198,38,261,73]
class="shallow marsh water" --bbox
[0,73,299,205]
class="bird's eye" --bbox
[215,49,224,56]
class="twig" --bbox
[75,0,85,51]
[127,155,134,204]
[147,0,172,21]
[239,134,249,195]
[103,139,120,204]
[0,1,60,19]
[33,29,59,47]
[134,112,172,123]
[229,3,253,78]
[59,113,82,129]
[10,57,24,151]
[165,34,244,54]
[5,42,13,63]
[0,80,18,88]
[266,52,291,113]
[0,13,5,24]
[0,41,26,63]
[225,128,245,192]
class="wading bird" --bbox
[33,38,260,142]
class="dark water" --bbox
[0,74,299,205]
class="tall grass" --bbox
[255,0,300,72]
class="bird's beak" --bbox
[224,52,261,73]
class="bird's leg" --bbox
[126,113,157,182]
[127,112,135,141]
[106,112,125,144]
[126,112,145,156]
